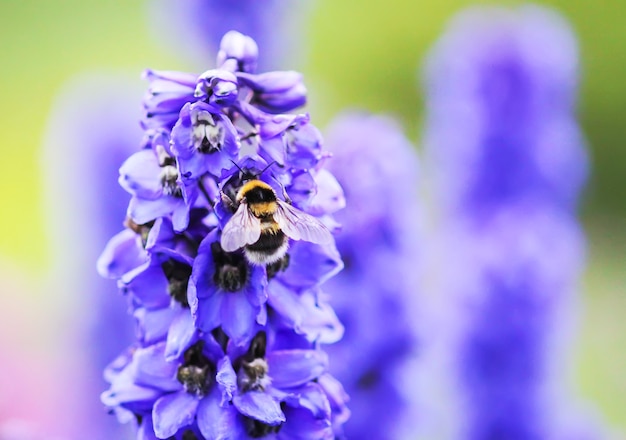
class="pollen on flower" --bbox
[238,358,271,392]
[177,342,215,397]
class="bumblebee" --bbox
[220,179,332,265]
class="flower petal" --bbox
[97,229,147,279]
[131,343,180,392]
[278,406,333,440]
[216,356,237,405]
[165,309,197,361]
[220,288,258,347]
[197,387,240,440]
[153,391,199,438]
[193,284,224,333]
[267,350,328,389]
[119,149,163,199]
[233,391,285,425]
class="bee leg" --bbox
[279,184,292,205]
[266,254,290,280]
[220,191,236,210]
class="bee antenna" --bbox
[229,159,245,174]
[259,161,277,176]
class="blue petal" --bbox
[233,391,285,425]
[121,263,171,309]
[165,309,198,361]
[216,356,237,405]
[306,170,345,216]
[279,241,343,291]
[193,283,224,333]
[128,195,181,226]
[118,149,163,199]
[153,391,199,438]
[190,230,220,299]
[135,306,179,346]
[132,343,180,392]
[266,350,328,389]
[97,229,147,279]
[287,383,331,420]
[220,288,258,347]
[278,406,333,440]
[245,265,268,307]
[197,387,239,440]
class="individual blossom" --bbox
[119,130,200,232]
[99,30,349,439]
[422,6,603,439]
[322,112,422,439]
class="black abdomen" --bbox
[246,230,287,252]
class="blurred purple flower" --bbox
[41,74,142,440]
[148,0,311,71]
[323,112,422,439]
[422,6,602,439]
[424,6,587,220]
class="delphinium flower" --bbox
[321,112,421,439]
[98,30,349,439]
[148,0,310,71]
[422,6,602,439]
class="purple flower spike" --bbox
[99,30,349,438]
[323,111,421,440]
[423,6,602,439]
[424,5,587,219]
[148,0,309,72]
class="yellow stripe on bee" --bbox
[250,202,277,217]
[237,180,273,200]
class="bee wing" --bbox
[220,202,262,252]
[274,200,333,245]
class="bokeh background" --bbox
[0,0,623,436]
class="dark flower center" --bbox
[238,358,270,392]
[243,416,282,438]
[211,241,248,292]
[177,341,215,397]
[161,259,192,307]
[124,217,154,247]
[193,110,225,154]
[155,143,182,198]
[182,430,199,440]
[159,165,182,198]
[235,332,270,392]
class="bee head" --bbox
[229,159,277,184]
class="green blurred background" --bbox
[0,0,623,432]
